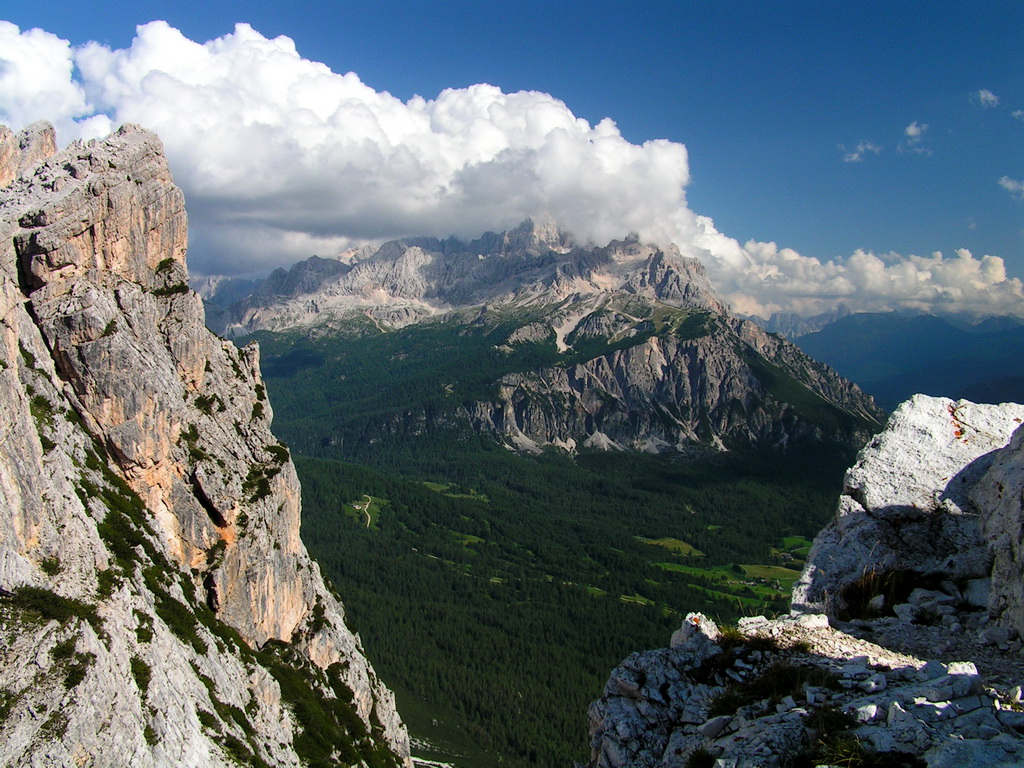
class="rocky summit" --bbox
[587,395,1024,767]
[204,222,884,457]
[0,122,409,767]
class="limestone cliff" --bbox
[587,396,1024,767]
[457,308,882,453]
[0,122,409,766]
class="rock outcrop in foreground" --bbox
[0,122,409,766]
[792,395,1024,620]
[588,395,1024,767]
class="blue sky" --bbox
[2,1,1022,317]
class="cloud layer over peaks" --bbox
[66,21,696,275]
[1,20,1022,319]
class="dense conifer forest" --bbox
[256,324,856,768]
[294,449,845,767]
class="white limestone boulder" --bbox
[792,395,1024,616]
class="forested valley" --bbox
[256,323,859,768]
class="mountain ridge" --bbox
[207,220,725,339]
[793,312,1024,410]
[201,224,884,457]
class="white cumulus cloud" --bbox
[841,140,881,162]
[66,21,700,275]
[707,232,1024,319]
[999,176,1024,200]
[0,22,107,140]
[976,89,1000,107]
[0,20,1021,319]
[898,120,932,155]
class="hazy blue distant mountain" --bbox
[794,312,1024,410]
[752,304,853,339]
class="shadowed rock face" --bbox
[972,420,1024,638]
[0,123,409,766]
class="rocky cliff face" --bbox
[587,395,1024,767]
[792,395,1024,617]
[0,122,409,766]
[0,121,57,188]
[457,308,882,453]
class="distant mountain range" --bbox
[789,312,1024,411]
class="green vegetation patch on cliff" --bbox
[2,586,102,636]
[741,349,880,435]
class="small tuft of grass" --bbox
[265,443,289,464]
[29,394,55,426]
[815,732,866,767]
[839,569,945,621]
[197,708,221,732]
[134,610,154,644]
[707,661,840,717]
[50,637,77,662]
[131,656,152,694]
[97,569,120,599]
[18,342,37,369]
[0,689,22,725]
[195,394,217,415]
[152,283,189,297]
[63,652,95,689]
[3,586,103,636]
[242,461,281,503]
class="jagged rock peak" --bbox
[216,214,729,336]
[0,120,57,188]
[0,122,409,766]
[499,215,573,254]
